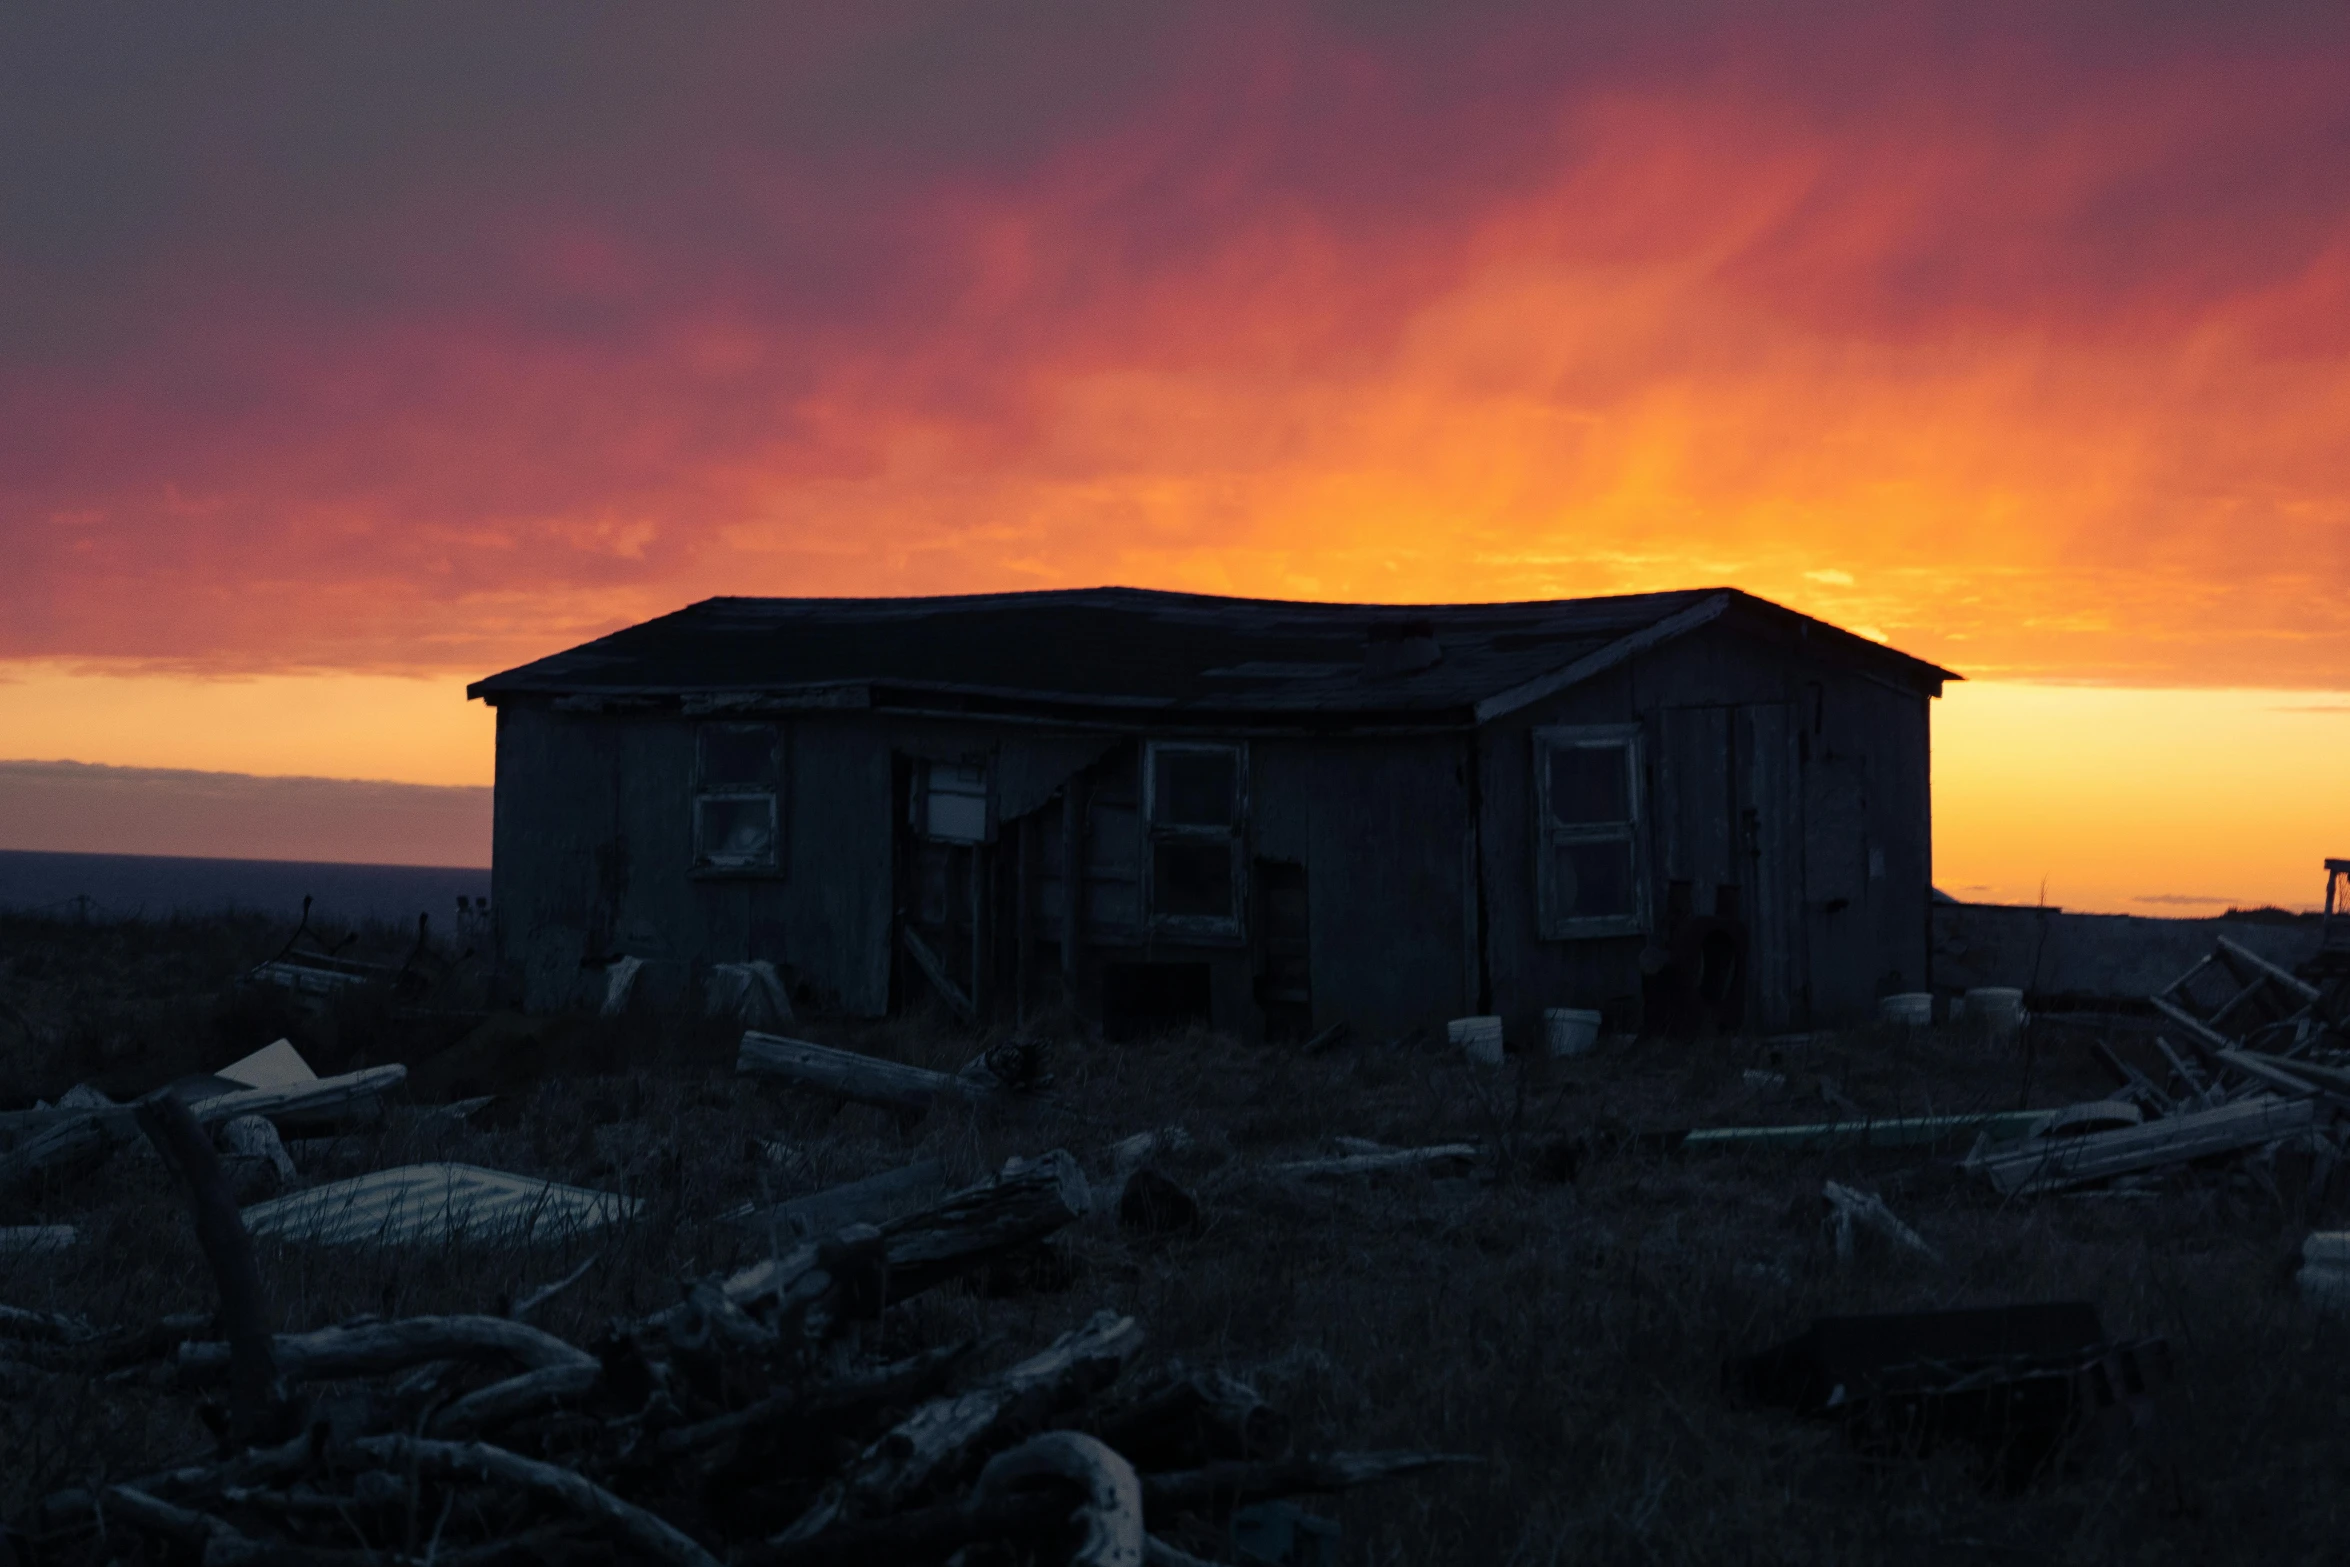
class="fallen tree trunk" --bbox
[181,1313,596,1385]
[738,1033,984,1117]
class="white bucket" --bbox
[1878,992,1934,1028]
[1446,1015,1505,1065]
[1543,1007,1603,1058]
[1963,987,2027,1031]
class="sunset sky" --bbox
[4,4,2347,910]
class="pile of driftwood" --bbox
[5,1092,1465,1566]
[1974,938,2350,1197]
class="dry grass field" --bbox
[3,911,2347,1564]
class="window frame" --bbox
[1141,740,1248,941]
[1532,723,1648,939]
[691,722,785,877]
[912,758,993,845]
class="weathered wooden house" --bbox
[468,588,1953,1040]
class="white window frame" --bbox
[913,758,992,845]
[1142,740,1247,941]
[692,723,783,875]
[1533,723,1647,939]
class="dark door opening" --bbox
[1101,961,1212,1041]
[1254,859,1311,1042]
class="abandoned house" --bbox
[467,587,1954,1041]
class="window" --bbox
[694,724,781,873]
[1534,724,1646,938]
[1144,742,1244,937]
[915,760,990,844]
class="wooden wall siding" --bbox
[1475,625,1931,1032]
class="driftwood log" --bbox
[738,1032,987,1117]
[878,1150,1092,1298]
[0,1066,406,1196]
[728,1156,948,1238]
[135,1089,285,1446]
[972,1431,1144,1567]
[819,1311,1144,1522]
[348,1434,724,1567]
[16,1135,1468,1564]
[180,1313,597,1384]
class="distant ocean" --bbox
[0,849,490,928]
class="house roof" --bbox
[468,587,1955,726]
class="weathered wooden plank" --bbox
[1973,1095,2321,1196]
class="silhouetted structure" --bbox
[469,588,1952,1039]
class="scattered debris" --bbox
[215,1038,318,1091]
[2301,1232,2350,1309]
[1542,1006,1602,1058]
[250,954,383,994]
[707,958,796,1028]
[1730,1303,2170,1488]
[215,1114,299,1201]
[1877,993,1933,1027]
[240,1163,640,1248]
[1741,1069,1787,1090]
[1822,1181,1943,1265]
[1958,987,2028,1037]
[600,954,646,1016]
[8,1123,1475,1563]
[0,1226,75,1256]
[1446,1016,1504,1065]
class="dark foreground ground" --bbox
[2,913,2346,1565]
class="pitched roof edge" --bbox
[1472,593,1732,724]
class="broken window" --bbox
[1534,724,1646,938]
[694,723,782,873]
[1144,742,1244,937]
